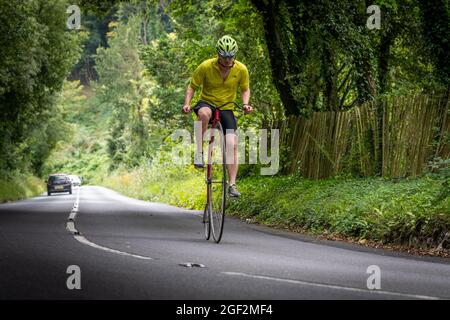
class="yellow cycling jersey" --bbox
[189,57,250,111]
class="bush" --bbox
[0,175,45,203]
[429,157,450,199]
[227,175,449,250]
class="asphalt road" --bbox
[0,186,449,300]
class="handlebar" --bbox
[182,101,252,114]
[213,101,244,111]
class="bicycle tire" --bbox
[203,203,211,240]
[206,122,227,243]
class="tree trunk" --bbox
[418,0,450,88]
[323,45,339,111]
[379,34,392,94]
[251,0,300,116]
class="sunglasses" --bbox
[218,53,236,59]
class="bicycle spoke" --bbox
[205,123,226,243]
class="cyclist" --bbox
[182,35,253,198]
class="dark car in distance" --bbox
[47,174,72,196]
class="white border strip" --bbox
[222,272,441,300]
[66,187,154,261]
[66,221,78,235]
[74,235,153,260]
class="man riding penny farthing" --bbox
[182,36,253,243]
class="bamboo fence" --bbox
[276,93,449,179]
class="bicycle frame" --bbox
[206,108,221,183]
[203,101,243,243]
[205,101,242,183]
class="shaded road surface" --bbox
[0,186,449,300]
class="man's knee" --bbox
[197,107,212,120]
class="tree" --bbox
[251,0,446,117]
[418,0,449,90]
[95,14,152,168]
[0,0,81,176]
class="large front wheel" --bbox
[203,203,211,240]
[206,122,227,243]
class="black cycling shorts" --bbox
[193,101,237,135]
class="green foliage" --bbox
[214,0,284,123]
[76,0,116,16]
[139,1,221,128]
[69,13,112,84]
[418,0,450,88]
[429,157,450,199]
[43,125,110,185]
[99,148,206,209]
[140,31,193,128]
[42,81,111,183]
[0,175,45,203]
[58,81,88,123]
[0,0,82,177]
[227,175,449,249]
[63,0,447,184]
[95,15,153,168]
[252,0,445,116]
[140,0,282,126]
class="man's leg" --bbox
[197,107,212,139]
[222,110,241,198]
[195,106,212,167]
[226,133,238,185]
[226,132,241,197]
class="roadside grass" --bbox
[0,175,46,203]
[228,175,450,250]
[99,164,206,210]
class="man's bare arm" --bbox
[182,86,195,113]
[241,88,253,113]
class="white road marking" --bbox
[74,235,153,260]
[66,187,154,261]
[66,221,78,234]
[68,211,77,221]
[222,272,441,300]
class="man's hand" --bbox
[182,104,191,113]
[243,104,253,114]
